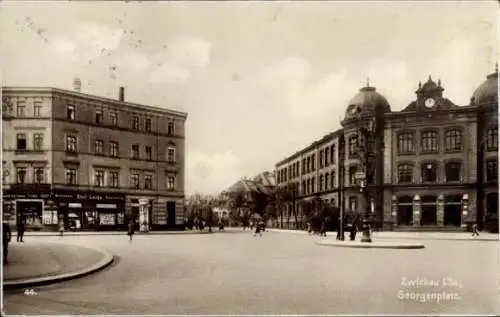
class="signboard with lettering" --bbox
[54,191,125,201]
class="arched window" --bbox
[311,154,316,171]
[306,157,311,173]
[331,144,336,164]
[445,162,461,182]
[311,176,315,192]
[397,164,413,183]
[319,175,324,191]
[319,150,324,168]
[325,173,329,190]
[445,129,462,152]
[421,162,437,182]
[331,171,335,188]
[487,125,498,151]
[324,147,329,166]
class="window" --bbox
[348,136,358,158]
[331,171,335,188]
[302,158,306,173]
[306,179,311,194]
[349,196,357,212]
[331,144,336,164]
[311,154,316,171]
[109,142,119,157]
[445,162,461,182]
[16,102,25,117]
[487,126,498,151]
[319,175,324,191]
[34,167,45,184]
[397,164,413,183]
[168,120,175,135]
[486,160,498,182]
[421,163,437,182]
[324,147,329,166]
[167,147,176,163]
[65,135,77,152]
[398,133,414,154]
[324,173,329,190]
[311,177,315,192]
[145,118,152,132]
[144,146,153,161]
[132,116,139,130]
[65,168,78,185]
[95,110,103,124]
[306,157,311,173]
[445,129,462,152]
[110,112,118,126]
[94,170,105,187]
[16,134,27,150]
[421,131,438,153]
[67,104,75,120]
[16,167,26,184]
[33,102,42,116]
[167,175,176,190]
[349,167,357,186]
[319,150,324,168]
[94,140,104,155]
[132,144,140,159]
[33,133,43,151]
[108,171,119,188]
[130,173,140,189]
[302,181,306,195]
[144,175,153,189]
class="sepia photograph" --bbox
[0,0,499,315]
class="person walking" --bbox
[127,220,135,242]
[2,221,12,265]
[59,219,65,238]
[472,222,480,237]
[254,222,262,237]
[16,217,25,243]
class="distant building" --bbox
[275,68,498,231]
[2,85,187,231]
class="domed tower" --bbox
[471,64,498,230]
[402,75,458,112]
[341,81,391,233]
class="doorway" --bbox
[167,201,176,228]
[444,195,462,227]
[397,196,413,226]
[420,196,437,225]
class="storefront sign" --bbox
[53,191,125,201]
[3,192,51,200]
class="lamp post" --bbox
[356,118,375,243]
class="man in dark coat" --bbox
[3,222,12,265]
[17,217,25,243]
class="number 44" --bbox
[24,289,37,296]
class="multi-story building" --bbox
[276,67,498,231]
[2,84,187,231]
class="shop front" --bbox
[54,190,126,231]
[3,186,51,231]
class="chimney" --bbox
[119,86,125,102]
[73,78,82,92]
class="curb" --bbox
[3,244,115,290]
[315,240,425,250]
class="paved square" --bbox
[3,230,499,315]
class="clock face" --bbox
[425,98,435,107]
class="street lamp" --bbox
[356,118,375,243]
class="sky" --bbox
[0,1,498,195]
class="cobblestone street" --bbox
[3,230,499,315]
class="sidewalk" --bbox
[266,228,499,241]
[3,240,114,290]
[11,230,218,237]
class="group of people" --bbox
[251,221,266,237]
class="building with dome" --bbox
[275,67,498,232]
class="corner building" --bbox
[2,86,187,231]
[276,68,498,231]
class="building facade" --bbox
[2,85,187,231]
[276,68,498,231]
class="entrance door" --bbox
[167,202,176,228]
[420,196,437,225]
[444,195,462,227]
[16,201,43,230]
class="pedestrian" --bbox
[2,221,12,265]
[254,222,262,237]
[320,221,326,237]
[350,222,357,241]
[127,220,135,242]
[16,217,25,243]
[59,219,65,238]
[472,222,479,237]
